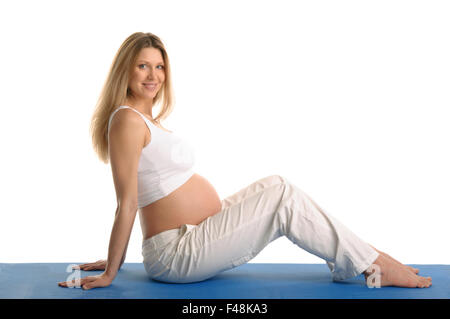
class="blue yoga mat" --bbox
[0,263,448,299]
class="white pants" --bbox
[142,175,379,283]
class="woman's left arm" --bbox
[104,205,137,279]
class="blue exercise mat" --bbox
[0,263,448,299]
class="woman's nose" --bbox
[146,68,156,79]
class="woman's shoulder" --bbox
[109,107,149,135]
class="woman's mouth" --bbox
[143,83,157,91]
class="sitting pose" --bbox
[58,32,432,290]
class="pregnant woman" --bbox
[58,32,431,290]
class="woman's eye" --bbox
[138,64,164,70]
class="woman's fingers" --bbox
[75,264,94,270]
[84,264,104,271]
[75,265,95,271]
[82,278,104,290]
[72,260,106,271]
[72,264,88,270]
[58,276,96,288]
[58,277,83,288]
[82,273,112,290]
[58,273,112,290]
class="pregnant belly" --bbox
[139,173,223,240]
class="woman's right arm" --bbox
[103,109,148,279]
[59,109,147,290]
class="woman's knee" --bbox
[270,174,294,188]
[271,175,308,205]
[265,174,288,186]
[258,175,293,204]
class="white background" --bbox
[1,0,449,265]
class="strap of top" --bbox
[108,105,151,136]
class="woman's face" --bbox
[128,47,165,104]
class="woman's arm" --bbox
[104,203,137,278]
[116,205,131,270]
[103,110,145,278]
[119,237,129,268]
[58,109,145,290]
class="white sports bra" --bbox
[108,105,196,208]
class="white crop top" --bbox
[108,105,196,208]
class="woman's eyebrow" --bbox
[137,60,164,64]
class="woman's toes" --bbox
[417,278,425,288]
[411,266,419,274]
[418,276,432,288]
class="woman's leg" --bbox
[222,178,418,275]
[155,175,377,282]
[147,175,431,287]
[219,175,279,210]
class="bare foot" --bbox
[369,244,419,274]
[364,254,432,288]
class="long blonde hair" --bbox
[89,32,175,164]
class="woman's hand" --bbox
[72,259,107,271]
[58,272,113,290]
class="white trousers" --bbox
[142,175,379,283]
